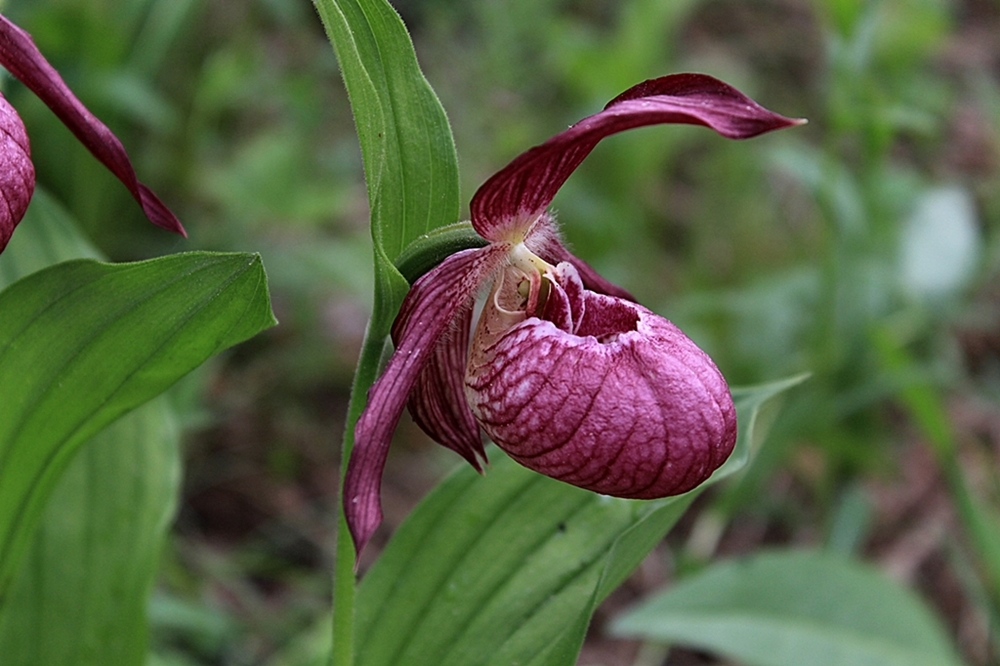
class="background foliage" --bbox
[1,0,998,664]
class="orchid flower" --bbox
[0,13,184,252]
[346,73,803,554]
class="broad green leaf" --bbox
[0,400,179,666]
[0,249,276,599]
[611,550,965,666]
[0,191,184,666]
[354,375,806,666]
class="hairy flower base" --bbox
[466,262,736,499]
[345,73,803,556]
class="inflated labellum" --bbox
[465,259,735,500]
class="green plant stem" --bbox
[332,324,390,666]
[332,510,356,666]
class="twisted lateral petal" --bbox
[0,92,33,251]
[466,276,736,499]
[470,73,804,241]
[0,14,184,236]
[405,302,486,470]
[346,244,508,554]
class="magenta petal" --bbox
[539,262,586,334]
[466,289,736,499]
[345,244,507,555]
[0,14,185,236]
[470,73,803,241]
[406,302,486,470]
[0,92,34,251]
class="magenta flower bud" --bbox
[345,74,804,555]
[0,13,184,252]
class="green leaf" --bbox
[312,0,460,284]
[611,549,965,666]
[0,191,186,665]
[0,249,276,600]
[313,0,460,257]
[0,400,180,666]
[311,0,463,453]
[354,376,806,666]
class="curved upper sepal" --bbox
[470,73,804,242]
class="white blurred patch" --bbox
[900,186,981,299]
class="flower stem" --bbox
[331,509,356,666]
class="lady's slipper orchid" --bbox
[346,73,803,554]
[0,13,184,252]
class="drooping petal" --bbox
[405,301,486,470]
[0,14,185,236]
[345,243,508,555]
[466,268,736,499]
[470,73,804,242]
[0,91,34,251]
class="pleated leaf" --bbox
[354,375,807,666]
[0,243,276,600]
[0,191,183,665]
[0,398,180,666]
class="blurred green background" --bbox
[3,0,999,664]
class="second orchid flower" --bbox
[0,13,184,252]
